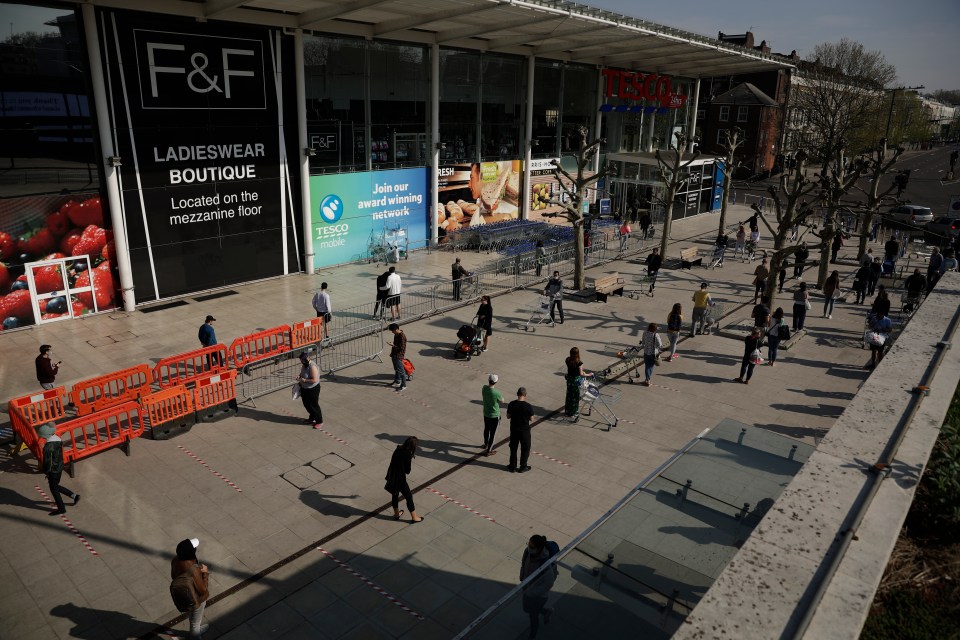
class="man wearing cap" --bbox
[481,374,504,456]
[39,422,79,515]
[198,315,223,367]
[170,538,209,639]
[690,283,712,336]
[506,387,534,473]
[297,352,323,428]
[36,344,61,390]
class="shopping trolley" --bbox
[707,245,726,269]
[702,302,726,334]
[577,378,622,428]
[626,274,653,299]
[599,344,642,382]
[520,294,554,332]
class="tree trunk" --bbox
[857,210,874,259]
[817,220,834,289]
[659,187,677,258]
[573,220,585,291]
[765,236,787,310]
[718,158,733,237]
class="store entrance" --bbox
[25,256,100,324]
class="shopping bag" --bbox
[749,348,764,365]
[291,383,301,400]
[402,358,415,375]
[864,331,886,347]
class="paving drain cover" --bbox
[281,453,353,489]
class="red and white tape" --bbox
[317,547,423,620]
[425,486,496,522]
[532,450,572,467]
[34,484,98,556]
[279,408,349,445]
[386,387,432,409]
[177,446,243,493]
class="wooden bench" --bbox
[591,272,625,302]
[680,247,702,269]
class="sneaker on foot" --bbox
[73,495,81,506]
[313,423,324,429]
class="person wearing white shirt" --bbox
[380,267,403,320]
[311,282,332,340]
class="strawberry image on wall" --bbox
[18,227,57,258]
[67,197,104,228]
[74,267,115,311]
[0,232,16,260]
[32,264,64,295]
[71,225,110,258]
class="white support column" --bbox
[593,66,604,174]
[522,54,534,221]
[294,30,314,273]
[687,77,701,152]
[431,43,440,245]
[81,3,135,312]
[645,109,656,152]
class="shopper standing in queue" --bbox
[563,347,592,419]
[169,538,209,639]
[373,268,391,319]
[311,282,332,341]
[476,295,493,352]
[666,303,683,361]
[452,257,469,301]
[198,315,224,367]
[481,374,503,456]
[384,437,423,522]
[639,323,663,387]
[381,267,402,321]
[544,271,564,325]
[507,387,534,473]
[792,281,809,331]
[388,323,408,391]
[734,327,763,384]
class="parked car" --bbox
[886,204,934,226]
[924,216,960,244]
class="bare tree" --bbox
[716,127,746,238]
[654,131,700,258]
[791,38,896,286]
[548,126,615,289]
[851,140,904,258]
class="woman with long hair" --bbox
[823,270,841,318]
[564,347,592,418]
[666,303,682,361]
[640,323,663,386]
[476,295,493,352]
[384,437,423,523]
[766,308,786,366]
[735,327,763,384]
[792,281,809,330]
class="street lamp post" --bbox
[884,85,924,146]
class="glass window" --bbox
[719,106,730,122]
[532,61,561,157]
[439,49,480,163]
[369,41,429,169]
[717,129,727,145]
[560,64,597,155]
[480,54,523,161]
[697,108,705,120]
[304,35,367,173]
[737,106,748,122]
[0,4,99,199]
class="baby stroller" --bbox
[880,259,896,277]
[454,324,485,360]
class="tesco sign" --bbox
[601,69,688,108]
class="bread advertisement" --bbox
[436,160,521,237]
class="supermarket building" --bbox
[0,0,790,324]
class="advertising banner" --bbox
[437,160,521,239]
[98,9,301,302]
[309,168,429,267]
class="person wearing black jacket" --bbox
[734,327,763,384]
[793,244,809,279]
[646,248,663,294]
[867,257,882,296]
[854,264,872,304]
[373,269,390,319]
[903,268,926,312]
[384,437,423,523]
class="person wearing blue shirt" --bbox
[866,311,892,370]
[198,315,223,368]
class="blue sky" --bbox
[591,0,958,92]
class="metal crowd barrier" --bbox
[319,323,386,376]
[236,345,319,406]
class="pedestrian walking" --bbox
[639,212,651,239]
[854,262,871,305]
[926,247,943,295]
[384,437,423,522]
[777,261,787,293]
[865,311,892,370]
[666,303,682,361]
[867,257,882,297]
[734,327,763,384]
[766,308,787,366]
[618,219,631,253]
[690,283,712,336]
[381,267,402,320]
[884,237,900,262]
[476,295,493,352]
[39,422,79,515]
[519,534,558,639]
[869,286,891,324]
[639,323,663,387]
[388,323,408,391]
[793,243,809,278]
[860,248,874,268]
[903,268,926,312]
[296,352,323,428]
[752,259,769,303]
[823,271,841,318]
[197,315,224,367]
[373,269,390,319]
[734,225,746,258]
[544,271,564,324]
[646,247,662,294]
[311,282,332,341]
[563,347,592,419]
[831,232,844,263]
[36,344,60,390]
[169,538,210,639]
[481,374,503,456]
[535,240,546,277]
[507,387,534,473]
[452,257,469,301]
[792,282,809,330]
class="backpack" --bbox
[778,323,791,341]
[170,571,198,613]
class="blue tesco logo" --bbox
[318,194,343,223]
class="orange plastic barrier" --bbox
[193,370,239,422]
[291,317,325,349]
[228,325,291,369]
[153,344,227,389]
[141,385,195,439]
[8,387,68,462]
[70,364,152,416]
[56,401,145,476]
